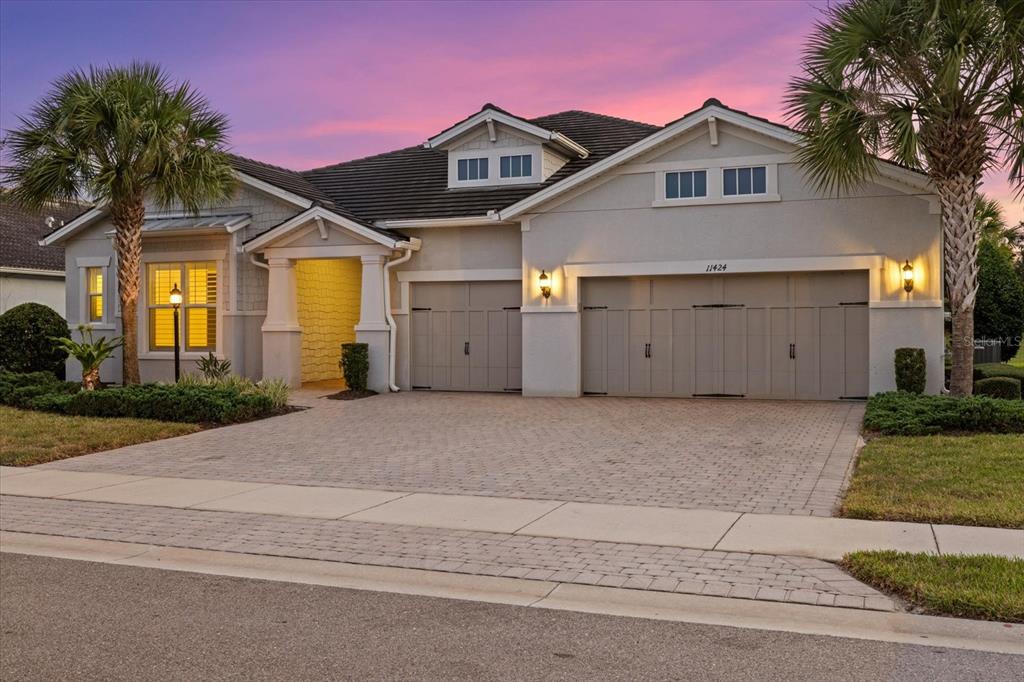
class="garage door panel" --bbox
[844,306,869,397]
[411,282,519,392]
[770,308,793,397]
[628,309,651,394]
[671,309,694,396]
[723,274,789,307]
[652,276,716,308]
[581,309,606,394]
[818,307,845,399]
[650,309,672,394]
[607,310,627,394]
[694,308,718,394]
[794,308,821,398]
[745,308,771,397]
[722,308,747,395]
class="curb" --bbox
[3,531,1021,656]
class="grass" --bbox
[0,405,200,467]
[1011,345,1024,368]
[842,551,1024,622]
[841,434,1024,528]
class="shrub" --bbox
[0,369,79,408]
[0,303,69,376]
[66,383,273,423]
[864,391,1024,435]
[177,373,290,410]
[974,377,1022,400]
[975,362,1024,382]
[340,342,369,392]
[894,348,926,394]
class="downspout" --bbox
[249,254,270,272]
[384,247,414,392]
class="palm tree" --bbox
[976,196,1023,252]
[5,63,236,384]
[786,0,1023,395]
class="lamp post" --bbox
[169,283,183,382]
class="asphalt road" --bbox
[1,553,1020,681]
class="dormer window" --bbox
[457,157,489,181]
[500,154,533,179]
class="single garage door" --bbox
[410,281,522,392]
[581,271,868,400]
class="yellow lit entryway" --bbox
[295,259,361,385]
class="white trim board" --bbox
[243,205,412,252]
[0,267,65,278]
[425,107,589,159]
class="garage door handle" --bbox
[464,341,470,356]
[645,343,651,358]
[789,343,796,359]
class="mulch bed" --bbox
[325,389,378,401]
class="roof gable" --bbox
[424,104,589,159]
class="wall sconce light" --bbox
[538,270,552,299]
[902,260,914,293]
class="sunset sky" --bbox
[1,0,1019,221]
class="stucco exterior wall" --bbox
[0,274,65,316]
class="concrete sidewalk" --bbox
[3,466,1021,561]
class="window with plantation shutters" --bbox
[147,261,217,352]
[86,267,104,321]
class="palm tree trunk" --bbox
[936,173,980,396]
[110,194,146,386]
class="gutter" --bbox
[0,266,65,278]
[378,212,503,230]
[383,246,415,392]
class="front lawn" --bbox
[0,405,199,467]
[843,551,1024,622]
[841,434,1024,528]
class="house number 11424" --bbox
[705,263,727,272]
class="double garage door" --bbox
[410,281,522,392]
[581,271,868,400]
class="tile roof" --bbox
[300,109,662,223]
[0,195,84,271]
[227,154,336,206]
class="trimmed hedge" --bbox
[0,303,69,376]
[975,362,1024,383]
[974,377,1022,401]
[894,348,926,394]
[0,370,79,409]
[864,391,1024,435]
[0,370,277,424]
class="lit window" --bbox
[500,154,533,178]
[665,170,708,199]
[723,166,767,196]
[147,261,217,351]
[457,157,488,181]
[86,267,103,321]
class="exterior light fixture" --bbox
[902,260,914,293]
[170,283,183,382]
[539,270,551,299]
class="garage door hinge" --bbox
[694,304,744,308]
[411,307,431,311]
[503,306,521,311]
[411,385,432,390]
[839,301,868,306]
[583,306,608,310]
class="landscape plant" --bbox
[51,324,123,390]
[0,303,69,376]
[4,62,237,384]
[340,342,369,392]
[195,352,232,381]
[786,0,1024,395]
[894,347,926,394]
[974,376,1022,400]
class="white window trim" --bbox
[139,251,225,360]
[652,161,780,207]
[75,256,114,330]
[447,145,542,188]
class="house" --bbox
[1,194,82,316]
[41,99,944,397]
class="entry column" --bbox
[355,253,390,392]
[261,257,302,387]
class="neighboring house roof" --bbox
[0,195,83,272]
[301,108,660,223]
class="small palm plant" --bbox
[195,352,232,381]
[52,324,124,390]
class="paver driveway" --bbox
[43,393,863,516]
